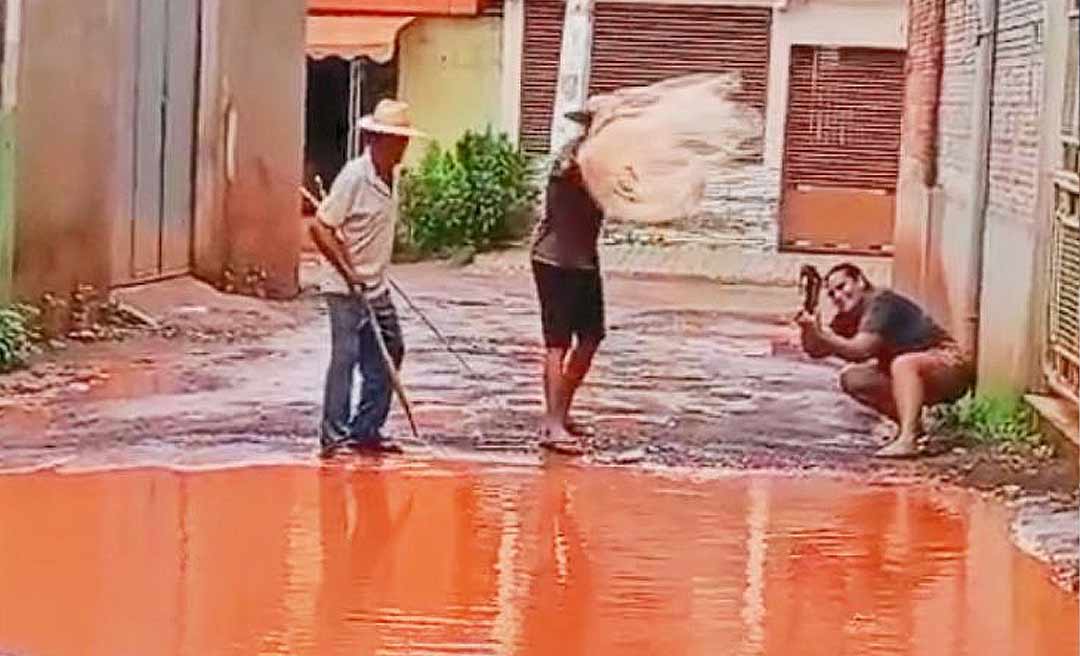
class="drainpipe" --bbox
[966,0,1000,360]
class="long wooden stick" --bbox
[299,185,322,210]
[356,290,424,444]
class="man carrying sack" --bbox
[309,99,425,454]
[531,110,606,453]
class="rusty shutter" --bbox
[520,0,564,154]
[783,46,905,191]
[478,0,502,17]
[588,3,770,145]
[780,46,905,253]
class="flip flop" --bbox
[539,439,587,456]
[564,421,596,438]
[874,440,920,459]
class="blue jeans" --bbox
[322,291,405,445]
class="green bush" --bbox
[399,128,539,255]
[931,392,1038,445]
[0,304,40,372]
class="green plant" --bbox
[0,303,40,372]
[399,128,539,255]
[931,392,1039,445]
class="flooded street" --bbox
[0,462,1074,656]
[1,265,1076,653]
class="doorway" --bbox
[303,54,398,210]
[124,0,200,284]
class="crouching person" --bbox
[796,263,974,458]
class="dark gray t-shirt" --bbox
[530,139,603,270]
[854,289,949,358]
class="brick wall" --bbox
[602,164,781,252]
[697,164,781,251]
[902,0,945,185]
[936,0,980,186]
[986,0,1045,226]
[934,0,1044,221]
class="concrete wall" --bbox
[894,0,943,301]
[925,0,981,346]
[976,0,1064,392]
[397,16,503,166]
[4,0,305,302]
[0,110,13,303]
[12,0,134,301]
[893,0,981,345]
[0,0,13,303]
[499,0,524,144]
[193,0,306,298]
[895,0,1061,393]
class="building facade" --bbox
[509,0,908,254]
[0,0,306,305]
[896,0,1078,436]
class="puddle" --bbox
[0,464,1074,656]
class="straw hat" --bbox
[357,99,427,138]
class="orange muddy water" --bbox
[0,463,1075,656]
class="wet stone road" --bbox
[0,265,883,472]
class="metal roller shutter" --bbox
[784,46,905,191]
[479,0,503,17]
[589,3,771,148]
[780,45,905,253]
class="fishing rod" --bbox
[385,276,478,377]
[301,183,480,378]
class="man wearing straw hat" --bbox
[309,99,426,454]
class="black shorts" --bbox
[532,260,605,348]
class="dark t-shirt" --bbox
[832,289,949,361]
[530,143,604,270]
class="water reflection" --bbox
[0,464,1074,655]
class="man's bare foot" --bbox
[875,434,920,459]
[564,420,595,437]
[539,423,585,455]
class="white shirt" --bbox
[316,151,396,296]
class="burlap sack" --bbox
[576,73,763,225]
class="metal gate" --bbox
[780,46,905,254]
[519,0,564,155]
[127,0,199,283]
[588,2,771,122]
[1045,5,1080,403]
